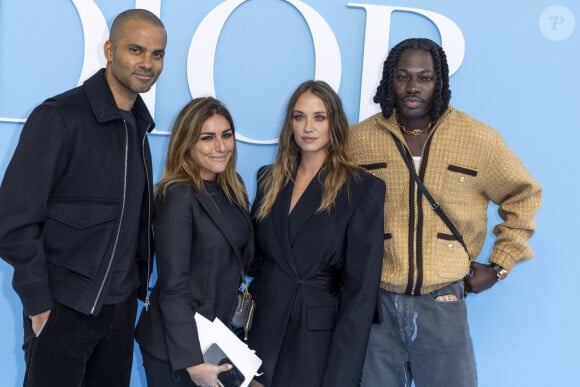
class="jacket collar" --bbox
[374,106,453,141]
[270,167,326,276]
[83,69,155,134]
[286,168,325,243]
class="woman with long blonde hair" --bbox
[136,97,254,387]
[248,81,386,387]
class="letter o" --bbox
[187,0,342,144]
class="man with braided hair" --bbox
[349,38,541,386]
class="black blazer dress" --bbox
[136,182,254,371]
[247,167,385,387]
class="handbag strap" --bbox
[231,243,249,293]
[390,133,469,254]
[193,189,249,291]
[230,234,250,294]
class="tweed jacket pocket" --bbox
[441,164,479,205]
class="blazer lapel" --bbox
[193,190,248,271]
[269,171,325,276]
[287,172,323,244]
[271,183,299,276]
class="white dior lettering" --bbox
[348,3,465,121]
[187,0,341,143]
[68,1,465,141]
[72,0,162,118]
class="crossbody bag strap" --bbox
[224,232,249,292]
[390,133,469,254]
[235,250,250,293]
[193,190,249,290]
[230,234,250,293]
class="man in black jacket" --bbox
[0,9,166,387]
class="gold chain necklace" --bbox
[398,121,433,136]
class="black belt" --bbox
[312,263,343,297]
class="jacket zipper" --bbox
[142,125,152,311]
[90,122,129,314]
[411,179,420,294]
[407,126,437,295]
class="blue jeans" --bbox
[361,281,477,387]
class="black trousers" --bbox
[22,297,137,387]
[141,349,197,386]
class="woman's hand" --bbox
[186,362,232,387]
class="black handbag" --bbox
[230,279,255,340]
[229,225,255,341]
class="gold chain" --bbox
[398,121,433,136]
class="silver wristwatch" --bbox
[492,264,509,280]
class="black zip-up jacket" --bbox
[0,69,154,316]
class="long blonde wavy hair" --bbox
[254,80,359,221]
[156,97,248,208]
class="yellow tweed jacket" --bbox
[349,106,542,295]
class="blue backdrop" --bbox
[0,1,577,386]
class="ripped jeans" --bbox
[360,281,477,387]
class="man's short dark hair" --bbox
[109,9,166,44]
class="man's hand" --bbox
[464,262,497,294]
[30,309,51,336]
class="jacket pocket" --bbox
[360,162,387,170]
[44,199,118,279]
[441,164,479,205]
[307,305,338,331]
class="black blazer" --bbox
[247,167,385,387]
[135,182,254,371]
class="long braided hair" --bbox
[373,38,451,121]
